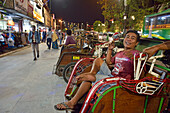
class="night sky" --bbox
[51,0,104,25]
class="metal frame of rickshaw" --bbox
[52,34,113,83]
[52,34,92,76]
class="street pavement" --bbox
[0,43,67,113]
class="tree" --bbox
[93,20,103,32]
[98,0,124,31]
[97,0,169,31]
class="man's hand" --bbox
[143,41,170,58]
[108,41,115,50]
[76,73,96,82]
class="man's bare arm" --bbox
[143,41,170,57]
[106,41,115,65]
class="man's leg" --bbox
[76,58,104,81]
[56,81,91,109]
[55,58,104,109]
[49,38,52,49]
[47,38,49,49]
[32,44,37,61]
[36,44,39,58]
[60,38,62,44]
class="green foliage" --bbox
[93,20,103,32]
[97,0,169,31]
[109,23,115,32]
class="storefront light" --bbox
[8,16,12,20]
[8,20,15,26]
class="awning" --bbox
[4,8,34,21]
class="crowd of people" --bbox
[0,25,70,57]
[28,26,79,61]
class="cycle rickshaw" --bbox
[63,39,170,113]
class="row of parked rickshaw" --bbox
[52,33,170,113]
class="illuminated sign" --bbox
[33,10,44,23]
[72,56,80,60]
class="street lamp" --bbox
[81,23,83,29]
[59,19,62,23]
[86,23,89,30]
[59,19,62,31]
[131,16,135,20]
[123,16,127,20]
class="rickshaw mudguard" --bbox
[65,58,94,97]
[80,77,170,113]
[54,52,93,76]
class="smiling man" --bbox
[54,30,141,111]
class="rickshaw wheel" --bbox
[63,62,76,83]
[56,66,64,76]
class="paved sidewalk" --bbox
[0,45,31,58]
[0,43,67,113]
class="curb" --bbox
[0,45,31,58]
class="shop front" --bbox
[0,0,32,49]
[44,8,50,28]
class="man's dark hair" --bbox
[49,28,51,31]
[31,25,35,28]
[125,30,140,42]
[66,30,72,35]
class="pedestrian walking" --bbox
[28,25,40,61]
[59,31,63,45]
[42,28,47,42]
[52,30,59,49]
[46,28,52,49]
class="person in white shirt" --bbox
[46,28,53,49]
